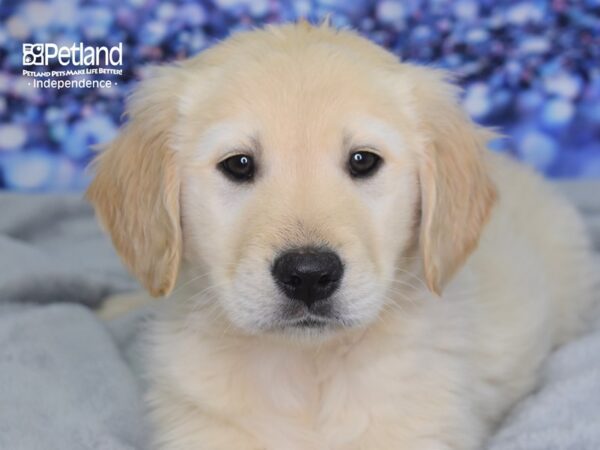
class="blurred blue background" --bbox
[0,0,599,191]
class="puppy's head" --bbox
[87,24,496,337]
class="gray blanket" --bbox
[0,184,599,450]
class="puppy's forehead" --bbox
[176,26,420,160]
[183,33,407,112]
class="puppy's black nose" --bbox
[272,248,344,306]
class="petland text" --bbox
[23,43,123,66]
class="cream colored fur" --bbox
[87,23,595,450]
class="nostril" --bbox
[318,274,332,286]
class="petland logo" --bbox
[22,43,123,90]
[23,43,123,66]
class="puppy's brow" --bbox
[193,119,259,161]
[345,115,407,157]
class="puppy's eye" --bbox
[348,151,382,178]
[218,154,255,182]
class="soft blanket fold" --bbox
[0,304,147,450]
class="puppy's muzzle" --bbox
[272,247,344,307]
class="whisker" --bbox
[170,271,213,295]
[384,287,421,307]
[391,267,429,291]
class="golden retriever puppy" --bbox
[87,23,595,450]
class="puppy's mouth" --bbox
[284,315,332,329]
[274,300,346,331]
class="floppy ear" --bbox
[410,68,497,295]
[86,68,182,297]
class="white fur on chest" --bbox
[147,298,491,450]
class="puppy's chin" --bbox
[220,306,367,345]
[264,319,357,345]
[268,314,347,339]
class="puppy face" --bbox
[179,94,419,334]
[87,24,496,338]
